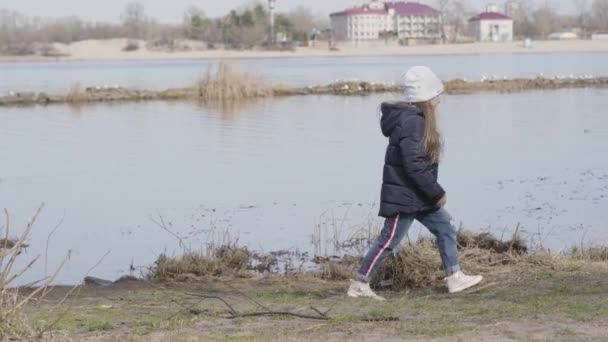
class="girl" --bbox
[347,66,482,300]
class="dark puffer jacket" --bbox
[378,102,445,218]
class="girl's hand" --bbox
[437,194,447,207]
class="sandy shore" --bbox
[1,38,608,63]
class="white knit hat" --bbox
[403,66,444,103]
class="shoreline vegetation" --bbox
[3,207,608,340]
[6,229,608,340]
[2,62,608,108]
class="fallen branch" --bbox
[226,311,329,321]
[183,293,239,316]
[362,316,400,322]
[309,306,330,318]
[217,280,271,311]
[183,292,329,320]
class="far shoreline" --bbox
[1,39,608,64]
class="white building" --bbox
[330,1,442,43]
[468,8,513,42]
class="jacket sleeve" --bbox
[398,116,446,203]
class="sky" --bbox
[1,0,575,23]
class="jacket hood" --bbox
[380,102,422,137]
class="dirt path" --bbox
[23,261,608,341]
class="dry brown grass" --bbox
[65,83,87,104]
[457,230,527,255]
[370,231,554,291]
[0,286,31,340]
[149,224,602,294]
[570,246,608,261]
[319,261,355,281]
[150,244,251,281]
[196,62,272,103]
[1,205,72,341]
[1,207,41,340]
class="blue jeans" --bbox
[356,208,460,283]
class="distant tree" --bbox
[253,3,267,22]
[0,10,24,47]
[533,2,559,38]
[0,2,335,54]
[183,6,209,40]
[448,0,470,41]
[122,2,147,39]
[219,5,268,48]
[286,6,322,33]
[509,0,536,38]
[240,10,256,27]
[282,6,328,43]
[203,20,223,47]
[592,0,608,30]
[435,0,451,41]
[43,17,86,43]
[274,14,294,34]
[435,0,471,42]
[572,0,591,36]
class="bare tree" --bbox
[573,0,590,36]
[286,6,325,33]
[436,0,451,42]
[449,0,470,41]
[509,0,536,38]
[592,0,608,30]
[435,0,471,42]
[122,2,147,39]
[532,1,559,38]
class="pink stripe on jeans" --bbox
[363,214,399,277]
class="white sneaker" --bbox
[347,280,386,301]
[446,271,483,293]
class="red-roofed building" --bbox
[468,5,513,42]
[330,1,442,43]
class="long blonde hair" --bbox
[414,100,442,163]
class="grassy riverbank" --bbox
[17,260,608,341]
[4,227,608,341]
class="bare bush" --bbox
[1,205,70,340]
[122,2,147,39]
[197,61,272,103]
[593,0,608,30]
[65,83,88,104]
[151,245,251,281]
[122,40,140,52]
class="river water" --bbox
[2,52,608,93]
[1,54,608,284]
[2,89,608,284]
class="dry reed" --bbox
[1,205,72,341]
[1,207,41,340]
[370,231,553,291]
[196,62,272,103]
[319,259,360,281]
[65,83,87,104]
[150,244,251,281]
[570,246,608,261]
